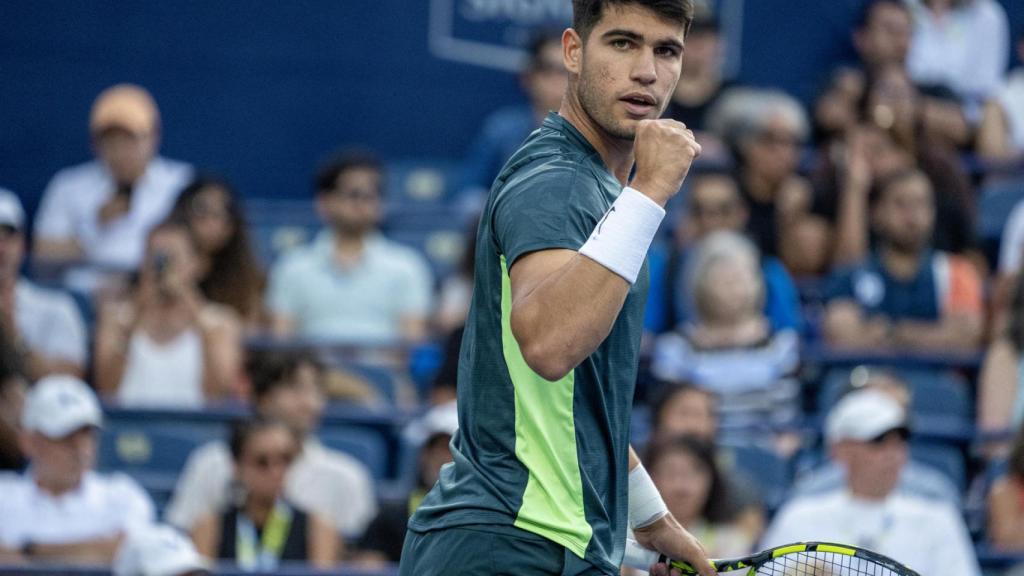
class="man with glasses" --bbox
[267,150,433,345]
[761,388,980,576]
[0,189,87,380]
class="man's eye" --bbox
[655,47,680,58]
[612,39,631,50]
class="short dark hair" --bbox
[572,0,694,42]
[856,0,909,31]
[314,148,383,196]
[228,416,297,461]
[247,348,320,403]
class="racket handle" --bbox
[623,538,661,570]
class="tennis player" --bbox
[400,1,713,575]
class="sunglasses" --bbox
[867,427,910,445]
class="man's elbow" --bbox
[520,340,575,382]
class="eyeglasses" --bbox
[246,450,297,470]
[331,187,380,202]
[754,131,801,149]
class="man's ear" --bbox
[563,28,583,76]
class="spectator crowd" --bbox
[1,0,1023,574]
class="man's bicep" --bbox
[508,249,577,306]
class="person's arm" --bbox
[266,259,299,338]
[889,314,982,352]
[977,338,1020,437]
[0,545,26,565]
[31,178,85,262]
[510,119,700,380]
[822,300,892,350]
[93,301,136,398]
[977,99,1013,160]
[832,131,872,267]
[627,447,716,576]
[25,535,124,564]
[988,476,1024,550]
[307,514,341,568]
[190,514,220,560]
[197,306,243,401]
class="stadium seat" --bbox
[244,199,320,267]
[817,367,972,422]
[717,442,792,511]
[385,158,461,203]
[317,425,390,480]
[908,441,967,493]
[978,176,1024,243]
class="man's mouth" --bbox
[620,93,657,116]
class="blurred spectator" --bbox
[822,169,982,352]
[906,0,1010,116]
[191,417,339,570]
[988,423,1024,550]
[455,30,567,210]
[168,176,266,331]
[707,89,825,276]
[433,215,478,337]
[113,524,210,576]
[32,84,192,278]
[647,382,766,540]
[762,389,980,576]
[268,150,433,345]
[0,375,155,565]
[652,231,801,437]
[0,189,87,379]
[979,275,1024,445]
[95,222,242,406]
[166,349,376,540]
[662,8,734,158]
[647,172,801,334]
[0,325,28,471]
[646,435,757,558]
[978,32,1024,160]
[791,367,960,504]
[355,401,457,564]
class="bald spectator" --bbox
[33,84,192,285]
[0,375,155,566]
[0,189,87,380]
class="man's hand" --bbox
[634,514,717,576]
[98,192,131,226]
[631,119,702,207]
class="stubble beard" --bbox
[576,70,637,142]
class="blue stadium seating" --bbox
[717,442,792,511]
[908,441,967,493]
[978,176,1024,243]
[317,425,390,481]
[817,367,973,422]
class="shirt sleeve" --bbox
[493,158,606,269]
[928,503,982,576]
[33,173,77,240]
[942,255,983,317]
[112,475,156,534]
[44,293,87,364]
[762,258,802,333]
[165,444,231,530]
[266,256,300,317]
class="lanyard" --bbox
[236,500,294,571]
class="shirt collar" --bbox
[313,230,386,267]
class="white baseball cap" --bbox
[825,388,908,444]
[114,524,210,576]
[0,189,24,230]
[22,375,103,439]
[404,401,459,446]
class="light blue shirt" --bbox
[268,231,433,344]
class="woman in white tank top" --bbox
[95,222,243,407]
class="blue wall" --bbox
[2,0,1021,218]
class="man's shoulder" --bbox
[188,439,231,465]
[372,236,430,272]
[17,279,77,312]
[270,237,327,277]
[305,442,371,476]
[0,472,30,498]
[46,160,106,194]
[150,156,194,181]
[776,490,844,518]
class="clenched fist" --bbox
[630,119,702,207]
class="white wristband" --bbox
[628,464,668,529]
[578,187,665,284]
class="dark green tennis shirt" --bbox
[409,113,649,575]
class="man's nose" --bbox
[631,50,658,85]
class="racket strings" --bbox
[754,551,902,576]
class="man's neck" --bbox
[559,94,636,186]
[331,230,369,267]
[35,474,81,498]
[879,244,924,280]
[244,496,275,527]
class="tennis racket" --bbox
[624,538,921,575]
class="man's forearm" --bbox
[892,316,982,352]
[32,239,84,261]
[26,536,123,564]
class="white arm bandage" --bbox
[578,186,665,285]
[628,464,669,529]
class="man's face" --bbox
[685,176,747,238]
[655,389,717,443]
[93,127,157,186]
[259,362,325,437]
[833,429,908,499]
[317,167,382,237]
[741,116,802,187]
[856,3,912,70]
[568,4,687,140]
[679,28,719,78]
[873,174,935,254]
[524,41,569,114]
[24,427,97,490]
[0,226,24,282]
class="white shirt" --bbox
[34,157,193,270]
[999,199,1024,275]
[906,0,1009,107]
[15,279,87,366]
[116,328,204,408]
[761,490,980,576]
[996,69,1024,154]
[0,470,155,549]
[165,437,377,538]
[267,231,434,344]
